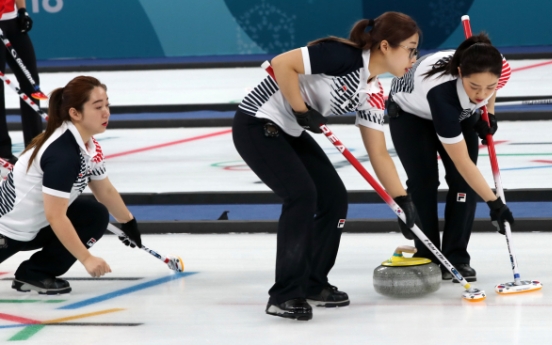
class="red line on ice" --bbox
[0,313,41,324]
[510,60,552,73]
[104,129,232,160]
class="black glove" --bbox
[473,112,497,145]
[118,218,142,248]
[293,105,328,134]
[487,197,514,235]
[17,8,33,33]
[393,194,421,240]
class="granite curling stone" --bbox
[373,245,441,298]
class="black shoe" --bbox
[266,298,312,321]
[441,267,453,281]
[12,277,71,295]
[307,285,350,308]
[452,264,477,283]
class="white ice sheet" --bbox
[0,233,549,344]
[3,59,551,108]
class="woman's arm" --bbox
[15,0,26,9]
[442,139,496,201]
[271,49,308,113]
[359,126,406,198]
[88,178,142,247]
[88,177,132,223]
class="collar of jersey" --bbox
[359,49,380,94]
[63,121,95,157]
[456,78,492,111]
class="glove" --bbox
[118,218,142,248]
[487,197,514,235]
[17,8,33,33]
[473,112,497,145]
[393,194,421,240]
[293,105,328,134]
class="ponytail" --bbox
[22,76,107,171]
[424,33,502,79]
[23,87,68,171]
[348,19,375,49]
[308,12,420,51]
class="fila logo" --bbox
[87,238,97,247]
[337,219,346,228]
[457,193,466,202]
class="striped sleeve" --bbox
[355,80,385,131]
[497,57,511,90]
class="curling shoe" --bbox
[266,298,312,321]
[307,285,350,308]
[452,264,477,283]
[441,266,453,280]
[12,277,71,295]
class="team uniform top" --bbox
[0,0,18,20]
[0,121,107,241]
[238,41,386,137]
[390,50,511,144]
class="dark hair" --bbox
[308,12,421,50]
[23,76,107,170]
[424,33,502,79]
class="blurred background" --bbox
[29,0,552,60]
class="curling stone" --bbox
[373,245,441,298]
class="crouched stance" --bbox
[0,76,142,294]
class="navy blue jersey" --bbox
[0,121,107,241]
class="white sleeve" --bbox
[355,108,385,131]
[300,47,312,75]
[355,79,385,131]
[89,161,108,181]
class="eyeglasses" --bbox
[399,45,418,59]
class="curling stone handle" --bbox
[394,245,417,256]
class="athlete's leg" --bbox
[390,111,441,261]
[15,198,109,281]
[437,115,480,266]
[233,111,316,304]
[3,18,43,147]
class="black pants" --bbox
[0,198,109,281]
[0,18,43,157]
[389,110,479,265]
[233,111,348,304]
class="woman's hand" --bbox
[82,255,112,278]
